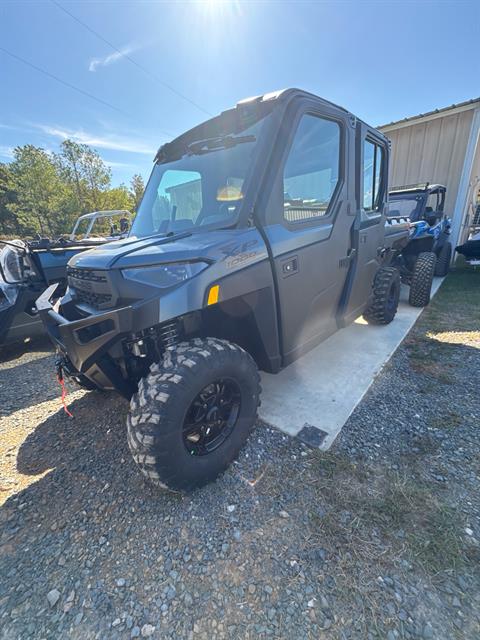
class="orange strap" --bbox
[57,375,74,418]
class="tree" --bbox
[101,184,134,212]
[82,147,111,211]
[0,164,18,235]
[55,140,88,214]
[130,174,145,211]
[7,146,66,236]
[56,140,111,213]
[0,140,144,239]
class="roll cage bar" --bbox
[70,210,132,241]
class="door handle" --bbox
[339,248,356,268]
[281,256,298,278]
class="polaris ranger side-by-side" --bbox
[388,183,453,307]
[37,89,409,492]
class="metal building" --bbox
[379,98,480,250]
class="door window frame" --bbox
[359,129,388,220]
[264,103,346,230]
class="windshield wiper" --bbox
[186,134,256,156]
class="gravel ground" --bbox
[0,268,479,640]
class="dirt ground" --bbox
[0,267,479,640]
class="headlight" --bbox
[122,262,209,287]
[0,242,25,284]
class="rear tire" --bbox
[408,252,437,307]
[434,241,452,276]
[127,338,261,492]
[363,267,401,325]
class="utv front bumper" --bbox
[36,284,159,396]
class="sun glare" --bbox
[196,0,240,18]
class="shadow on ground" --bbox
[0,353,58,417]
[0,334,53,363]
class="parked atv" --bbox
[37,88,408,492]
[456,230,480,264]
[0,210,131,347]
[388,183,452,306]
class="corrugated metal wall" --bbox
[380,109,474,217]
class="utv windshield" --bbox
[388,195,423,220]
[131,112,271,238]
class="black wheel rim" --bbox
[182,378,241,456]
[386,282,397,313]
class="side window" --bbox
[152,170,202,230]
[426,191,439,212]
[283,114,340,223]
[363,140,384,213]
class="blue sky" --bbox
[1,0,479,186]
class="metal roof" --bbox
[378,97,480,130]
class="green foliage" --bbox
[0,140,144,238]
[102,184,134,212]
[7,145,66,236]
[0,163,18,235]
[130,173,145,211]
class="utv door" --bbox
[340,125,389,325]
[260,101,356,366]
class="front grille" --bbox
[75,290,112,308]
[67,267,107,283]
[67,267,113,310]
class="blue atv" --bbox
[388,183,452,306]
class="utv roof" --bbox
[234,88,351,116]
[155,88,383,162]
[389,183,446,195]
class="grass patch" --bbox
[408,359,455,384]
[307,452,478,574]
[429,411,462,430]
[402,432,440,457]
[405,267,480,382]
[309,450,365,480]
[420,266,480,335]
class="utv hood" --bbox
[67,229,262,271]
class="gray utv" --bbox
[37,89,408,492]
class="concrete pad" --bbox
[259,278,444,450]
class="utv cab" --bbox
[0,210,132,347]
[388,183,452,306]
[37,88,408,492]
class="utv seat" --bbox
[424,207,441,226]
